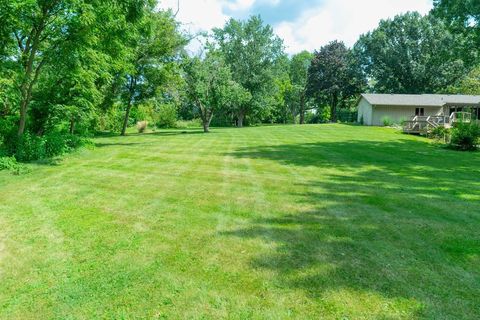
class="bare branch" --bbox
[173,0,180,18]
[14,32,25,52]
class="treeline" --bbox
[1,0,479,160]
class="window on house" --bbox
[415,108,425,116]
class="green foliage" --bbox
[429,126,450,141]
[0,156,27,175]
[0,0,154,136]
[307,41,366,122]
[175,119,202,129]
[213,16,285,125]
[447,66,480,94]
[354,12,471,94]
[95,105,125,133]
[11,133,46,162]
[155,104,178,129]
[336,109,358,123]
[304,108,331,124]
[382,116,394,127]
[433,0,480,62]
[449,122,480,151]
[183,51,248,132]
[117,10,187,135]
[3,131,87,162]
[289,51,314,123]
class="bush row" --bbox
[1,131,89,162]
[428,122,480,151]
[0,156,27,175]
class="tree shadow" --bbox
[130,129,208,137]
[222,139,480,317]
[94,142,147,148]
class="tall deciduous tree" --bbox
[354,12,471,94]
[184,52,248,133]
[447,66,480,94]
[307,41,365,122]
[433,0,480,61]
[213,16,284,127]
[120,10,186,136]
[290,51,313,124]
[0,0,152,137]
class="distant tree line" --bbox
[0,0,479,161]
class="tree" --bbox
[290,51,313,124]
[447,66,480,94]
[119,10,186,136]
[433,0,480,62]
[184,52,246,133]
[354,12,471,94]
[213,16,284,127]
[307,41,365,122]
[271,76,295,124]
[0,0,152,137]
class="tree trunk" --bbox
[237,111,245,128]
[198,103,213,133]
[121,78,136,136]
[17,64,38,136]
[299,93,306,125]
[300,90,306,124]
[17,20,47,137]
[69,119,75,134]
[18,99,28,136]
[121,98,133,136]
[203,114,214,133]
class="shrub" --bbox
[95,104,124,133]
[175,119,202,129]
[13,133,46,162]
[336,109,358,123]
[137,121,148,133]
[3,131,88,162]
[0,156,27,175]
[382,116,394,127]
[428,126,449,142]
[155,104,178,128]
[449,122,480,151]
[44,131,68,157]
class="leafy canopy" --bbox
[354,12,471,94]
[213,15,284,124]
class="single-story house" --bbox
[357,94,480,126]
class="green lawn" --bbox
[0,124,479,319]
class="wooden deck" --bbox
[403,112,473,135]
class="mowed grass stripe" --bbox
[0,124,479,319]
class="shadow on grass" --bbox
[222,139,480,317]
[94,142,147,148]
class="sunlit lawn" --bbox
[0,124,479,319]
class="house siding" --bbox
[357,98,373,125]
[371,105,443,126]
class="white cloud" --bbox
[274,0,433,54]
[223,0,256,11]
[158,0,433,55]
[158,0,230,54]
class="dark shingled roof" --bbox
[361,94,480,107]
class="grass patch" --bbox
[0,124,479,319]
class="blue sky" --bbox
[159,0,433,54]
